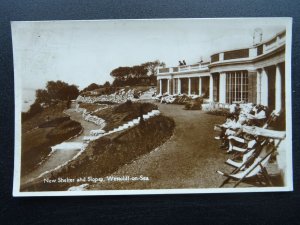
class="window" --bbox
[226,71,248,103]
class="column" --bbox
[173,79,176,95]
[209,74,214,101]
[167,79,170,95]
[219,73,226,103]
[188,78,191,95]
[275,64,282,112]
[248,70,257,104]
[199,77,202,96]
[178,78,181,94]
[260,68,268,106]
[159,79,162,95]
[256,70,262,104]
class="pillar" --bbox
[209,74,214,101]
[256,70,262,104]
[188,78,191,95]
[159,79,162,95]
[199,77,202,96]
[178,78,181,94]
[219,73,226,103]
[173,79,176,95]
[260,68,268,106]
[248,70,257,104]
[167,79,170,95]
[275,64,282,112]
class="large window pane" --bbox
[225,71,248,103]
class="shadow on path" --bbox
[92,103,230,190]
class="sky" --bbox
[12,18,287,90]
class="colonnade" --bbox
[158,76,211,98]
[158,63,283,112]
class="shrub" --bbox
[39,116,70,128]
[47,120,82,139]
[22,102,43,121]
[184,97,203,110]
[206,108,230,117]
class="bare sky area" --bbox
[12,18,287,90]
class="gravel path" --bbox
[91,103,234,190]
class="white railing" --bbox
[211,31,286,63]
[158,31,286,73]
[158,63,208,74]
[264,34,285,53]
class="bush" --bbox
[39,116,70,128]
[22,102,43,121]
[114,101,157,114]
[47,120,82,139]
[184,97,203,110]
[206,108,230,116]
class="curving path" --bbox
[91,103,232,190]
[21,108,102,185]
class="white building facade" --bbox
[156,30,286,113]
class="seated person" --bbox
[215,115,236,140]
[246,104,267,127]
[221,114,248,152]
[229,103,241,116]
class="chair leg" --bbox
[219,177,231,188]
[233,177,244,188]
[220,153,258,188]
[255,175,263,186]
[261,167,273,186]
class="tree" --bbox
[110,60,165,87]
[103,81,110,87]
[110,67,131,80]
[130,65,147,78]
[22,102,43,121]
[81,83,101,93]
[36,89,50,103]
[46,80,79,101]
[61,84,79,100]
[142,60,165,76]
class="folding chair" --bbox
[225,139,258,169]
[218,153,272,187]
[226,110,280,156]
[217,129,285,188]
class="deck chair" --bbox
[217,129,285,188]
[226,139,258,169]
[227,110,280,156]
[262,110,280,129]
[218,153,272,187]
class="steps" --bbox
[82,109,161,143]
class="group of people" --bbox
[214,103,268,153]
[178,60,187,66]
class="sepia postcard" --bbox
[12,18,293,196]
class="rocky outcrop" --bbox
[76,89,135,104]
